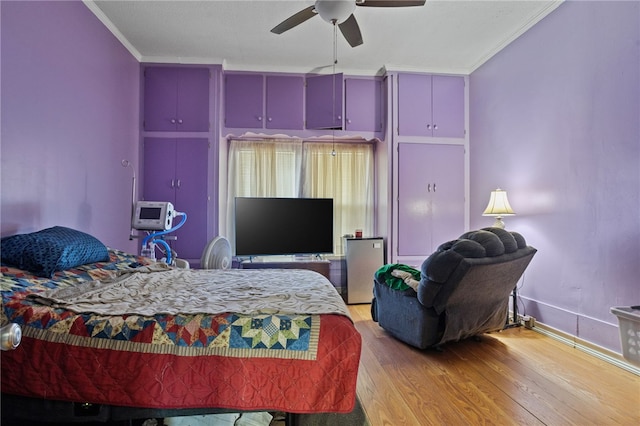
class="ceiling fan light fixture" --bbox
[315,0,356,24]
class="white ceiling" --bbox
[87,0,563,75]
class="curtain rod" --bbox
[226,133,380,144]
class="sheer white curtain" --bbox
[227,138,374,255]
[302,142,374,255]
[226,139,303,243]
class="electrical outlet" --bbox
[522,315,536,329]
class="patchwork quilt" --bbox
[1,250,362,413]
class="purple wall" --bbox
[470,1,640,353]
[1,1,139,252]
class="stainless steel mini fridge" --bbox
[344,237,385,304]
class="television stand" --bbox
[240,258,331,281]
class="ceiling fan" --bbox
[271,0,426,48]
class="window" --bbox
[227,138,374,255]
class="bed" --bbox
[0,227,362,423]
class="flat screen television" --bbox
[234,197,334,257]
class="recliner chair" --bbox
[371,228,537,349]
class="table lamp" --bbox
[482,188,515,229]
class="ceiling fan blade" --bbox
[356,0,426,7]
[339,14,363,47]
[271,5,317,34]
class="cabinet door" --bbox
[143,138,177,203]
[174,138,209,260]
[265,75,304,130]
[432,75,465,138]
[397,143,464,257]
[305,73,343,129]
[428,144,465,246]
[176,68,210,132]
[345,78,383,132]
[144,67,209,132]
[144,68,179,132]
[224,73,264,128]
[397,74,465,138]
[397,74,432,137]
[143,138,209,261]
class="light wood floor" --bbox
[349,304,640,426]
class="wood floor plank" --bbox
[488,329,640,425]
[449,334,592,425]
[423,345,543,425]
[356,332,423,425]
[348,304,640,426]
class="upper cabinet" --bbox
[345,78,383,133]
[222,71,383,134]
[224,73,263,128]
[224,73,304,130]
[266,75,304,130]
[305,73,343,130]
[143,66,210,132]
[397,73,465,138]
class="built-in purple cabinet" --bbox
[397,143,465,263]
[344,78,383,132]
[397,74,465,138]
[224,73,304,130]
[305,73,343,129]
[224,74,263,128]
[223,72,384,133]
[143,138,209,261]
[266,75,304,129]
[143,67,210,132]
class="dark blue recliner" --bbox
[371,228,537,349]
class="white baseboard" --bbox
[514,315,640,376]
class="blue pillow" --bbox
[1,226,110,278]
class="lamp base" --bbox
[492,217,506,229]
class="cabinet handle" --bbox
[426,124,431,130]
[433,124,438,130]
[170,119,176,124]
[176,179,181,189]
[171,179,175,188]
[347,119,352,124]
[427,183,431,192]
[177,119,183,124]
[337,115,342,120]
[257,116,263,121]
[433,183,437,192]
[267,117,272,122]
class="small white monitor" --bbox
[132,201,174,231]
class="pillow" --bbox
[1,226,110,278]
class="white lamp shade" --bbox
[483,189,515,216]
[315,0,356,24]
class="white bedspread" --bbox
[30,267,351,319]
